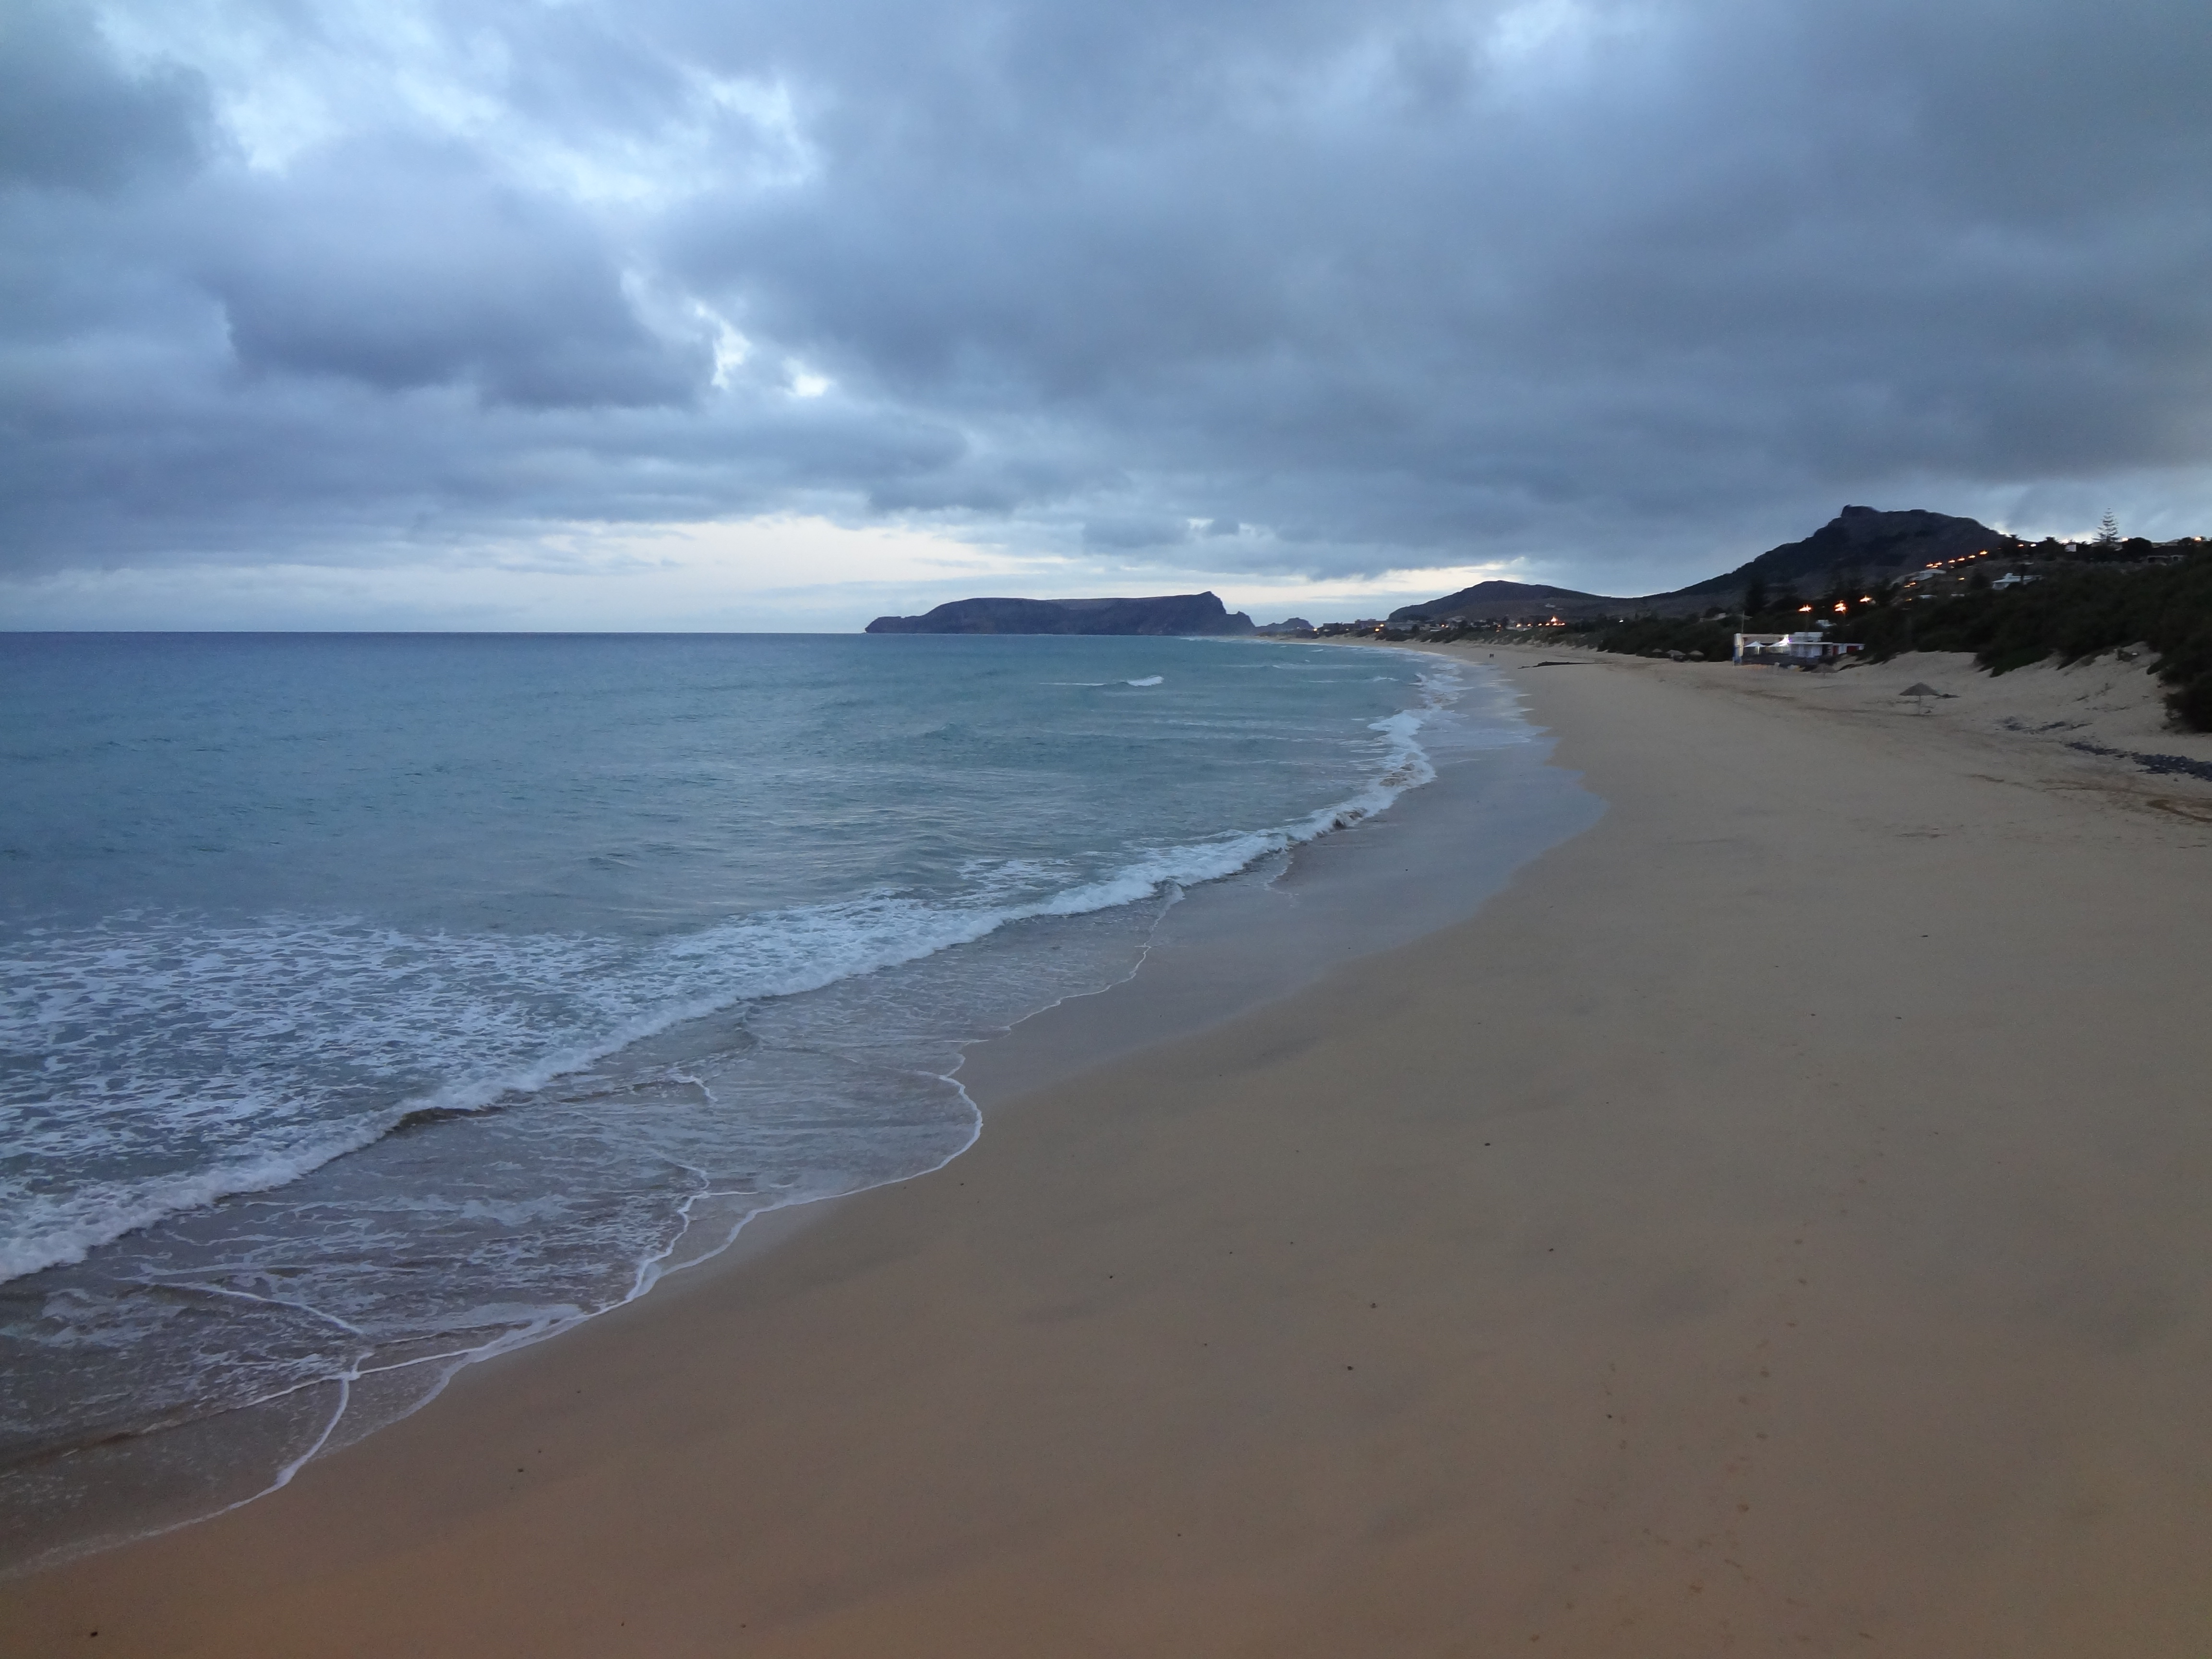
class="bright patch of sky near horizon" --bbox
[4,0,2211,628]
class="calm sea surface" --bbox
[0,631,1548,1566]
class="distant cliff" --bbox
[866,592,1255,636]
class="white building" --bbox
[1734,631,1863,665]
[1733,631,1787,663]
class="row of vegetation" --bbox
[1569,614,1739,661]
[1527,551,2212,729]
[1828,557,2212,728]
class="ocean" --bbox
[0,631,1592,1570]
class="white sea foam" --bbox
[0,657,1467,1288]
[0,640,1555,1575]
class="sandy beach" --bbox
[8,646,2212,1656]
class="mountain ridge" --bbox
[1387,506,2015,624]
[858,510,2020,636]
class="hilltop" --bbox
[1669,505,2013,602]
[1387,507,2017,626]
[1387,580,1622,625]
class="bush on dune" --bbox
[1832,553,2212,731]
[1579,616,1738,661]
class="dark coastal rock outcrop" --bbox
[866,592,1255,636]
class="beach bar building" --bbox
[1733,631,1787,663]
[1734,631,1865,666]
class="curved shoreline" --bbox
[13,644,2209,1654]
[3,652,1597,1578]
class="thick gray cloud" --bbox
[3,0,2210,605]
[0,0,205,192]
[210,138,711,409]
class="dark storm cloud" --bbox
[4,0,2211,598]
[0,0,206,193]
[208,138,710,408]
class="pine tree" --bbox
[2096,512,2122,548]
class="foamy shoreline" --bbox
[9,643,2211,1655]
[1,649,1594,1578]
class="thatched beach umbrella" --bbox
[1901,681,1941,714]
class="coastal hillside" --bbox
[866,592,1255,635]
[1668,505,2013,601]
[1388,580,1618,625]
[1386,507,2015,628]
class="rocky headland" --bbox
[865,592,1255,636]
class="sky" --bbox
[4,0,2210,630]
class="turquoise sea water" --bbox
[0,631,1577,1565]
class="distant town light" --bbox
[1833,602,1848,612]
[1798,604,1814,612]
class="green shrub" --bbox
[1830,553,2212,730]
[1585,616,1738,661]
